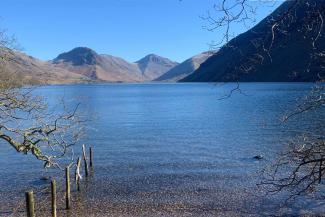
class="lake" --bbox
[0,83,324,216]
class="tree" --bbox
[0,28,84,169]
[203,0,325,199]
[261,83,325,200]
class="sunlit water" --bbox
[0,83,324,216]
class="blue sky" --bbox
[1,0,282,62]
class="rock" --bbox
[253,155,263,160]
[40,176,51,181]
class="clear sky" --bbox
[0,0,282,62]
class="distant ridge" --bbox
[155,51,214,82]
[2,47,182,84]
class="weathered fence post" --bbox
[82,144,89,177]
[25,190,35,217]
[51,179,57,217]
[89,147,93,168]
[65,166,71,210]
[75,157,81,191]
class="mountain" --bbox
[155,52,214,82]
[1,47,180,84]
[1,50,89,84]
[181,0,325,82]
[52,48,178,82]
[53,47,98,66]
[135,54,179,80]
[2,47,180,84]
[52,47,143,82]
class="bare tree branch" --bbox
[204,0,325,199]
[0,27,86,169]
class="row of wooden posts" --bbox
[25,145,93,217]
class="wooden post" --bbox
[65,166,71,210]
[89,147,93,168]
[25,190,35,217]
[75,157,81,191]
[82,144,89,177]
[51,179,57,217]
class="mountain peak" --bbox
[136,54,173,64]
[135,54,179,80]
[71,47,96,53]
[147,53,160,57]
[53,47,99,66]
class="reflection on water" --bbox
[0,83,324,216]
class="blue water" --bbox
[0,83,324,216]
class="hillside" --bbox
[136,54,179,80]
[52,47,144,82]
[1,51,89,85]
[155,52,214,82]
[181,0,325,82]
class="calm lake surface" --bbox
[0,83,324,216]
